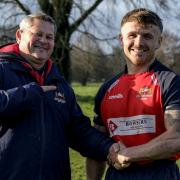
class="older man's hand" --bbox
[107,141,131,170]
[41,85,56,92]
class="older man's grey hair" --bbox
[19,12,57,35]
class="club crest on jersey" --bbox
[136,86,152,99]
[54,91,66,103]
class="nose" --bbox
[134,35,144,47]
[39,37,46,43]
[39,35,48,43]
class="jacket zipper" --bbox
[38,98,45,180]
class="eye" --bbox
[35,32,43,38]
[46,35,54,40]
[128,34,136,39]
[30,31,43,38]
[143,34,153,39]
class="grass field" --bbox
[70,82,180,180]
[70,83,101,180]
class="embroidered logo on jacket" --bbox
[54,91,66,103]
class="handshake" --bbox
[107,141,131,170]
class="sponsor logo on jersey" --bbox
[54,91,66,103]
[107,114,156,136]
[108,93,124,100]
[136,86,152,99]
[108,120,118,132]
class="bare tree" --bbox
[157,31,180,74]
[0,0,180,82]
[71,34,115,85]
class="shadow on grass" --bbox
[76,95,94,105]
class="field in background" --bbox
[70,83,101,180]
[70,83,180,180]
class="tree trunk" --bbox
[53,43,71,83]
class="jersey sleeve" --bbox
[93,74,122,126]
[161,74,180,110]
[93,85,106,126]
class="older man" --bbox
[0,12,118,180]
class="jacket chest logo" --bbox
[54,91,66,103]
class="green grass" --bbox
[177,160,180,167]
[70,149,86,180]
[72,82,101,120]
[70,82,180,180]
[70,83,101,180]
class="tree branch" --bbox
[77,29,117,41]
[71,45,114,58]
[70,0,103,34]
[38,0,54,17]
[13,0,31,14]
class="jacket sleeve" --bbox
[0,82,44,118]
[67,88,114,160]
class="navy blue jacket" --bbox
[0,45,113,180]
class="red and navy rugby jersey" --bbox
[94,60,180,156]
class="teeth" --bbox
[35,46,46,50]
[133,49,145,53]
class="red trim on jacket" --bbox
[0,43,52,85]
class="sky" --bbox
[92,0,180,53]
[1,0,180,53]
[1,0,180,32]
[101,0,180,34]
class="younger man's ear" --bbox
[156,36,163,49]
[118,34,123,46]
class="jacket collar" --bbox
[0,43,62,85]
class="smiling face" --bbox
[16,18,55,69]
[120,21,162,72]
